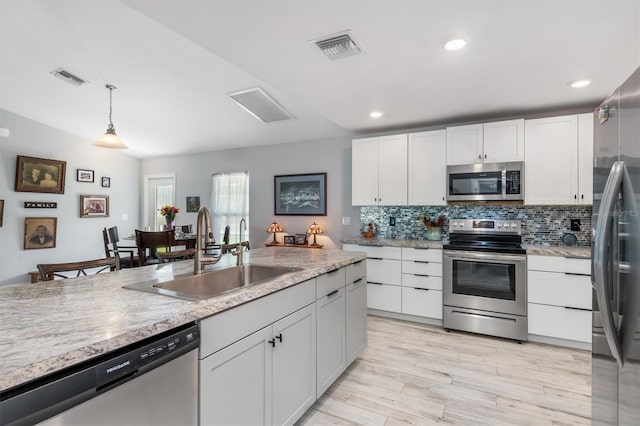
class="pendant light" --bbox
[94,84,127,149]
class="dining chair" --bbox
[157,248,197,262]
[104,227,138,268]
[135,229,175,266]
[37,257,120,281]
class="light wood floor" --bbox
[297,315,591,425]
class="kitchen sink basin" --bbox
[123,264,301,301]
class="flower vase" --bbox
[165,219,174,231]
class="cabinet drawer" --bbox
[367,283,401,312]
[316,267,346,299]
[346,260,366,283]
[528,303,591,343]
[367,258,401,285]
[527,254,590,274]
[402,260,443,277]
[402,273,442,290]
[402,287,443,319]
[360,245,402,260]
[402,247,443,262]
[528,270,592,309]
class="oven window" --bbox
[449,172,502,195]
[452,260,516,300]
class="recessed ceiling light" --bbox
[444,39,466,51]
[370,111,383,118]
[568,79,591,88]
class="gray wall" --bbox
[141,137,361,250]
[0,109,141,286]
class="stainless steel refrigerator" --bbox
[592,65,640,425]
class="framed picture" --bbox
[24,202,57,209]
[101,177,111,188]
[186,196,200,213]
[15,155,66,194]
[294,233,308,245]
[274,173,327,216]
[0,199,3,227]
[80,195,109,217]
[283,235,295,245]
[24,217,57,249]
[77,169,94,183]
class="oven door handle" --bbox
[444,250,526,263]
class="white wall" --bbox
[141,137,361,250]
[0,109,141,285]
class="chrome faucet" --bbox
[194,207,222,274]
[233,218,247,266]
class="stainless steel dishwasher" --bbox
[1,323,199,426]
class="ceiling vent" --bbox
[314,32,362,60]
[229,87,294,123]
[50,68,88,86]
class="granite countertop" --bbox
[341,236,444,249]
[0,248,366,392]
[341,237,590,258]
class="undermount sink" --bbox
[123,264,301,301]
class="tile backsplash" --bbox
[360,205,592,246]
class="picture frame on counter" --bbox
[283,235,295,245]
[274,172,327,216]
[24,217,57,249]
[80,195,109,218]
[294,233,308,245]
[15,155,66,194]
[77,169,94,183]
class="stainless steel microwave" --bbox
[446,161,524,201]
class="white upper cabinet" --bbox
[525,113,593,205]
[446,119,524,165]
[352,134,408,206]
[446,123,483,165]
[483,119,525,163]
[578,113,594,204]
[408,130,446,205]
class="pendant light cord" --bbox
[106,84,116,130]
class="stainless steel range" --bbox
[443,219,527,341]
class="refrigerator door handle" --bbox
[593,161,624,367]
[619,165,640,364]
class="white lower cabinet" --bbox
[200,304,316,426]
[367,282,402,312]
[346,277,367,364]
[316,287,346,397]
[527,255,592,345]
[401,248,443,320]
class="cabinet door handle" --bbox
[413,260,430,264]
[414,287,430,291]
[564,272,590,276]
[327,268,339,274]
[368,281,384,285]
[326,289,339,297]
[574,194,577,199]
[414,273,431,277]
[581,194,584,199]
[353,278,363,284]
[268,338,276,348]
[484,154,487,159]
[564,306,591,312]
[276,333,283,343]
[368,257,383,261]
[478,154,482,159]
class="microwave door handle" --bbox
[619,164,640,364]
[593,161,624,367]
[501,168,507,199]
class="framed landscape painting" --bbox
[15,155,66,194]
[274,173,327,216]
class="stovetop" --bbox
[444,219,526,254]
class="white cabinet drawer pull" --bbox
[368,281,384,285]
[368,257,384,261]
[413,287,430,291]
[564,272,590,277]
[564,306,591,311]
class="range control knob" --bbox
[511,223,517,228]
[497,223,503,228]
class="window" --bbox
[144,174,176,230]
[211,172,249,244]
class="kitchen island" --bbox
[0,248,366,393]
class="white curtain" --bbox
[211,172,249,244]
